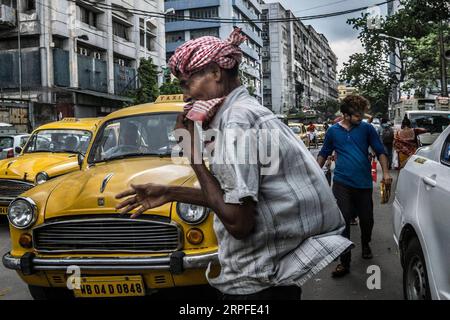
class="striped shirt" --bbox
[205,86,353,295]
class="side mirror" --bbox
[77,153,85,170]
[15,146,22,154]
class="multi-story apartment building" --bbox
[164,0,264,103]
[338,82,358,101]
[0,0,166,130]
[262,2,338,115]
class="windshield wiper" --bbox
[53,150,80,154]
[102,153,148,163]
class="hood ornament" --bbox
[100,173,114,193]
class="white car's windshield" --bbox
[0,137,13,149]
[24,130,92,154]
[290,126,301,134]
[89,113,178,163]
[409,114,450,134]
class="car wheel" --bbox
[403,237,431,300]
[28,285,74,300]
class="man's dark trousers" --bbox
[332,181,374,267]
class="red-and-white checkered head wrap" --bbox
[168,28,247,125]
[169,28,247,77]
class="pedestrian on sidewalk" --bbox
[116,28,352,300]
[380,118,394,170]
[317,95,393,278]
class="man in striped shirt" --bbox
[116,29,353,300]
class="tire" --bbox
[28,285,74,300]
[403,237,432,300]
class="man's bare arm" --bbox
[317,155,327,168]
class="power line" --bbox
[292,0,354,14]
[68,0,394,23]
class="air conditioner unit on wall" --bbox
[0,5,17,28]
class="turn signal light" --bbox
[19,233,33,249]
[186,228,204,245]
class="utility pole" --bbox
[439,20,448,97]
[17,0,22,99]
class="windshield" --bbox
[24,130,92,154]
[0,137,13,149]
[409,113,450,134]
[290,126,301,134]
[89,113,178,163]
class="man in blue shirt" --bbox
[317,95,393,278]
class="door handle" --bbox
[423,176,437,188]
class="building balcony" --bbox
[0,4,16,29]
[166,41,185,53]
[165,0,220,11]
[241,42,260,61]
[0,49,41,89]
[165,20,221,33]
[235,22,263,47]
[241,62,260,79]
[232,0,262,30]
[77,55,108,93]
[114,64,137,96]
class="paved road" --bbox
[0,148,403,300]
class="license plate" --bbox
[0,207,8,215]
[73,276,145,298]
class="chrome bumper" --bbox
[2,251,218,275]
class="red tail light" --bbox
[7,149,14,158]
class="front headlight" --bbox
[176,203,209,225]
[35,172,49,185]
[8,198,37,230]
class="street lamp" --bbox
[143,8,175,59]
[378,33,406,43]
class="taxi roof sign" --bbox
[155,95,185,103]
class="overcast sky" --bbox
[267,0,389,73]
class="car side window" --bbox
[441,134,450,167]
[20,136,29,147]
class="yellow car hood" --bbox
[44,157,195,220]
[0,153,78,182]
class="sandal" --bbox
[331,264,350,278]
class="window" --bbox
[441,134,450,166]
[190,7,218,19]
[190,28,219,40]
[77,5,98,28]
[25,0,35,11]
[166,10,184,23]
[166,31,185,43]
[113,20,130,41]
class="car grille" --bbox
[0,180,34,203]
[33,218,182,253]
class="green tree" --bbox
[159,79,183,95]
[340,0,450,116]
[314,99,342,121]
[129,57,160,105]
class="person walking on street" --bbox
[380,118,394,170]
[394,116,418,169]
[307,122,318,149]
[116,28,353,300]
[317,96,393,278]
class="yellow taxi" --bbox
[315,124,326,143]
[2,95,219,299]
[0,118,101,216]
[288,122,308,145]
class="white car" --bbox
[393,125,450,300]
[0,134,30,160]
